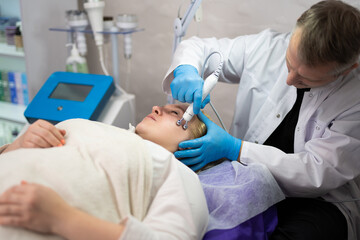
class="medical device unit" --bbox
[177,52,223,130]
[23,71,135,129]
[24,72,115,124]
[46,0,140,130]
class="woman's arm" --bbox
[3,120,66,154]
[0,182,125,240]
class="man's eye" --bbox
[171,111,179,115]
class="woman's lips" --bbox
[146,115,156,121]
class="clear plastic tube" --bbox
[124,58,131,92]
[98,45,110,76]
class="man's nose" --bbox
[286,71,299,86]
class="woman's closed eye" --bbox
[163,104,186,117]
[171,110,179,115]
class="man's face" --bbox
[135,104,194,153]
[285,29,339,89]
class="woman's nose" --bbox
[152,106,162,115]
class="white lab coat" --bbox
[163,29,360,240]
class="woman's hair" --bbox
[188,111,208,139]
[187,111,225,173]
[295,0,360,75]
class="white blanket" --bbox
[0,119,154,240]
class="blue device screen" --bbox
[49,83,93,102]
[24,72,115,124]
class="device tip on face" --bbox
[176,118,183,126]
[183,121,188,130]
[176,118,189,130]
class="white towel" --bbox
[0,119,153,240]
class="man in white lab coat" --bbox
[162,1,360,239]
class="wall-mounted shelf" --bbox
[0,42,24,57]
[0,101,27,123]
[49,27,144,35]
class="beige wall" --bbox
[86,0,360,129]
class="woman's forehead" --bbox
[165,103,189,112]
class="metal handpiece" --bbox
[176,118,189,130]
[176,73,219,130]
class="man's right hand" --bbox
[170,65,210,114]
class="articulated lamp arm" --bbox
[173,0,203,55]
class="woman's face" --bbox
[135,104,195,152]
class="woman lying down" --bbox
[0,104,209,240]
[0,103,284,240]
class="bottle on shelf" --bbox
[14,21,23,52]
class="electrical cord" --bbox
[200,51,228,132]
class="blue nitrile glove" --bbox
[174,111,242,171]
[171,65,210,114]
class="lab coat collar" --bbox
[308,75,344,94]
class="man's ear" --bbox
[341,62,359,76]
